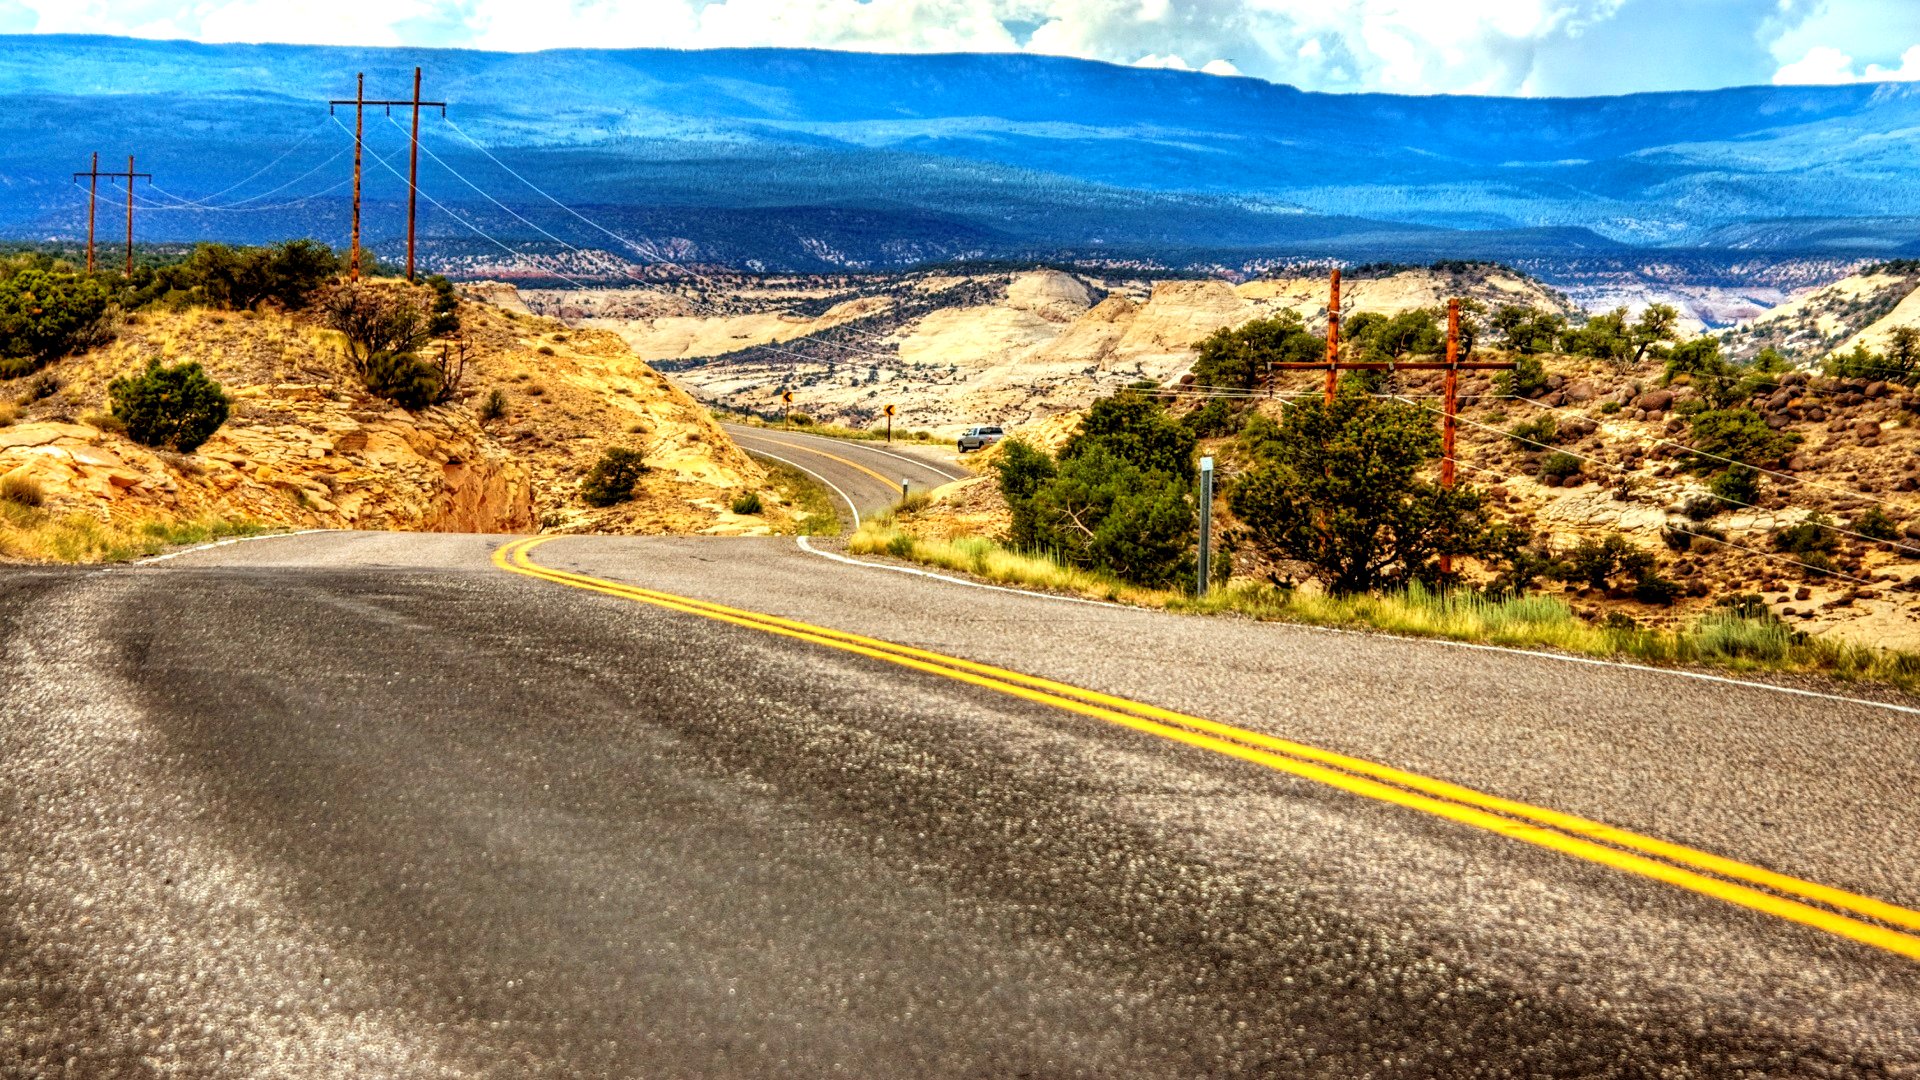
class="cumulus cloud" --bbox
[4,0,1920,97]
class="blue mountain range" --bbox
[2,34,1917,272]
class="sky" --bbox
[2,0,1919,97]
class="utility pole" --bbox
[1274,294,1515,577]
[330,68,445,282]
[72,152,99,273]
[1324,267,1342,405]
[73,154,149,276]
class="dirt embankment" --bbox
[0,283,787,549]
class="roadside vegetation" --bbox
[749,454,841,535]
[851,520,1920,689]
[851,359,1920,690]
[715,408,944,445]
[0,491,269,562]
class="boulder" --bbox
[1632,389,1675,412]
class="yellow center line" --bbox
[737,433,900,488]
[493,535,1920,963]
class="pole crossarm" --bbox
[72,156,151,276]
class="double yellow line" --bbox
[495,535,1920,963]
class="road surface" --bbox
[4,529,1918,1077]
[720,422,971,522]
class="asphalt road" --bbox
[4,529,1919,1077]
[720,423,972,522]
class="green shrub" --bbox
[1853,506,1900,542]
[1537,452,1584,484]
[789,412,813,426]
[1189,314,1321,390]
[426,275,461,336]
[0,269,114,373]
[107,359,230,452]
[1180,398,1241,438]
[1552,533,1655,592]
[1632,570,1683,606]
[1707,464,1760,507]
[1598,400,1622,415]
[1229,384,1495,593]
[731,491,764,515]
[362,351,442,411]
[994,394,1199,588]
[1494,353,1549,397]
[478,387,508,423]
[155,240,341,311]
[1773,514,1839,558]
[1062,391,1197,483]
[1685,408,1799,474]
[581,447,648,507]
[1507,414,1559,447]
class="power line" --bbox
[331,114,602,292]
[143,121,329,208]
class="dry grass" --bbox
[851,523,1920,690]
[0,501,272,563]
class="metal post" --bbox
[1197,456,1214,597]
[406,65,422,282]
[901,479,910,502]
[85,152,97,274]
[886,413,893,444]
[1324,268,1341,405]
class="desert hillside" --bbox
[1725,262,1920,364]
[906,356,1920,653]
[534,264,1577,433]
[0,283,786,551]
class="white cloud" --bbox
[4,0,1917,96]
[1775,43,1920,85]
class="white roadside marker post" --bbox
[1197,455,1214,598]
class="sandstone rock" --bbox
[1632,389,1675,412]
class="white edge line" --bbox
[746,448,861,529]
[798,534,1130,609]
[797,538,1920,718]
[94,528,334,572]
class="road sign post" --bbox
[781,389,793,428]
[884,403,896,444]
[1196,456,1214,597]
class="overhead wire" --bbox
[142,121,329,207]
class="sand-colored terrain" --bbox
[0,284,787,550]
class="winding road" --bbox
[4,513,1920,1073]
[720,422,973,523]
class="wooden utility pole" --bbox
[72,152,99,273]
[330,68,445,281]
[1324,267,1342,404]
[74,154,150,276]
